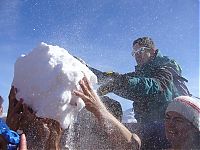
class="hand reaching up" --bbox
[73,76,107,119]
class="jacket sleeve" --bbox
[112,68,173,100]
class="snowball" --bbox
[12,42,97,129]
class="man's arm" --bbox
[74,76,141,149]
[98,68,173,100]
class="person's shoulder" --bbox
[163,56,182,75]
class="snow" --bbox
[12,42,97,129]
[122,108,137,123]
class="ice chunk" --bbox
[12,42,97,129]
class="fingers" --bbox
[78,76,99,102]
[22,103,36,121]
[73,90,89,103]
[7,99,27,130]
[76,75,99,101]
[74,90,94,112]
[22,103,29,114]
[82,76,92,91]
[19,134,27,150]
[14,99,23,113]
[21,104,29,120]
[9,86,17,101]
[79,79,90,96]
[81,72,93,91]
[8,99,23,117]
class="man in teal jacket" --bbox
[96,37,184,123]
[91,37,190,149]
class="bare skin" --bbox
[74,76,141,149]
[6,86,23,131]
[6,86,62,150]
[19,134,27,150]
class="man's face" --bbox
[132,43,153,66]
[165,111,195,147]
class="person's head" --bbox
[165,96,200,149]
[0,96,3,116]
[132,37,157,66]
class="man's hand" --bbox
[74,75,141,149]
[7,86,62,149]
[20,104,62,150]
[97,74,127,96]
[6,86,23,131]
[97,81,115,96]
[73,75,107,119]
[96,72,120,96]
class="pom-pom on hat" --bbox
[166,96,200,131]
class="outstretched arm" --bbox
[97,68,173,100]
[74,76,141,149]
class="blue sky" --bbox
[0,0,199,112]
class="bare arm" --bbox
[74,76,141,149]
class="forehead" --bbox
[166,111,187,120]
[132,43,143,49]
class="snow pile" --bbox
[12,42,97,129]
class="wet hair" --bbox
[133,37,155,49]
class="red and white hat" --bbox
[166,96,200,131]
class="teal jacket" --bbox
[110,50,181,124]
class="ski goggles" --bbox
[131,47,151,57]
